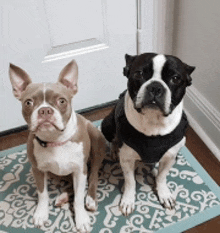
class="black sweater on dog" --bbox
[115,93,188,163]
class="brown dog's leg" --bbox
[27,134,49,227]
[32,167,49,227]
[73,168,91,232]
[86,124,105,212]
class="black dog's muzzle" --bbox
[134,81,172,116]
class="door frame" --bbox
[138,0,175,55]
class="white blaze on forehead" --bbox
[135,54,172,115]
[152,54,166,79]
[43,83,46,102]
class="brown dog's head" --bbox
[9,60,78,132]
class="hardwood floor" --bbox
[0,106,219,232]
[184,127,220,233]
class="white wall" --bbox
[172,0,220,159]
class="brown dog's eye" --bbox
[58,98,67,106]
[25,99,33,106]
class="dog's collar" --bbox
[35,136,72,148]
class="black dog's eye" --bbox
[134,70,143,79]
[171,76,182,85]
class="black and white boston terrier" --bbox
[101,53,195,216]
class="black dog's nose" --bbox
[147,81,164,98]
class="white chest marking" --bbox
[34,140,84,176]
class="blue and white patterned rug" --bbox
[0,121,220,233]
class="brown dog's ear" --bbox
[58,60,78,95]
[123,54,136,78]
[184,63,195,86]
[9,63,32,100]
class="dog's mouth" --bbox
[134,100,171,116]
[38,121,55,129]
[31,120,65,132]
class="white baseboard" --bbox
[184,86,220,161]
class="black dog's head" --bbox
[123,53,195,116]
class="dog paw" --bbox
[75,210,91,233]
[157,184,176,209]
[85,195,97,212]
[55,192,69,207]
[33,204,49,228]
[120,192,135,216]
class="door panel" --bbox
[0,0,137,132]
[43,0,109,63]
[44,0,104,47]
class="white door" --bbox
[0,0,137,132]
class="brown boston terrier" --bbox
[9,60,105,233]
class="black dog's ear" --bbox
[123,54,136,78]
[184,63,195,86]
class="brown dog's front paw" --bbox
[75,209,91,233]
[85,195,97,212]
[33,204,49,228]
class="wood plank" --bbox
[0,130,29,151]
[185,127,220,185]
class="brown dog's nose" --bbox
[38,107,54,118]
